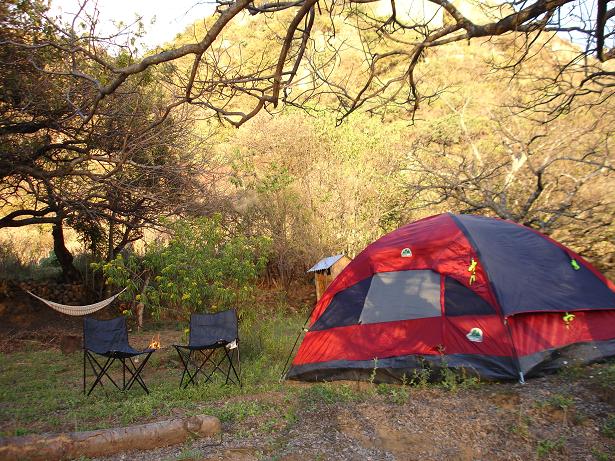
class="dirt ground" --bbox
[1,292,614,460]
[90,369,615,461]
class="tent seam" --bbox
[448,213,524,381]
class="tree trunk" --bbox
[0,414,221,461]
[135,272,150,331]
[107,213,116,261]
[52,222,81,282]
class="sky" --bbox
[48,1,609,56]
[50,0,216,50]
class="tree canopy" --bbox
[3,0,613,126]
[1,0,614,285]
[1,1,208,278]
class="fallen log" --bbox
[0,414,221,461]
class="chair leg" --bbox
[86,353,119,396]
[83,350,86,395]
[224,349,232,384]
[176,347,200,388]
[179,348,226,387]
[125,358,148,391]
[84,351,108,394]
[236,345,242,387]
[200,349,229,384]
[88,356,115,395]
[223,347,241,386]
[124,352,153,394]
[83,350,153,395]
[183,349,197,387]
[176,345,241,388]
[186,349,217,387]
[85,352,124,393]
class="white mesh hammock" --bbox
[27,288,127,316]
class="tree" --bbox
[2,0,612,129]
[399,98,614,267]
[405,109,612,223]
[3,0,613,282]
[224,110,408,285]
[0,1,204,279]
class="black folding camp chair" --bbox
[174,310,241,388]
[83,317,155,396]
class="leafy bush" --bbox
[0,243,27,280]
[602,415,615,439]
[536,437,565,458]
[93,216,269,319]
[38,251,60,268]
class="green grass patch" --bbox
[298,382,365,406]
[601,415,615,439]
[594,362,615,391]
[376,383,410,405]
[546,393,574,411]
[207,400,270,423]
[591,447,612,461]
[173,447,203,460]
[536,437,566,458]
[0,311,305,435]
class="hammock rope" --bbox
[27,288,127,316]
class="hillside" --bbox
[163,13,615,280]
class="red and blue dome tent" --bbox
[285,213,615,383]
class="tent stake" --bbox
[518,372,526,384]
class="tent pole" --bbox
[449,214,526,384]
[279,305,317,382]
[503,316,525,384]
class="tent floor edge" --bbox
[289,337,615,383]
[287,353,519,383]
[520,337,615,378]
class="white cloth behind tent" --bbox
[27,288,127,316]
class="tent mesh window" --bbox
[310,277,372,331]
[444,277,496,316]
[359,270,441,324]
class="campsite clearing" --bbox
[1,322,613,461]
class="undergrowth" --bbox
[536,437,566,458]
[0,310,304,436]
[0,323,490,437]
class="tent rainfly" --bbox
[287,213,615,383]
[307,254,351,301]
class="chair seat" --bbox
[97,347,156,358]
[174,340,229,351]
